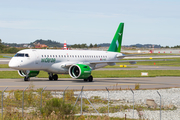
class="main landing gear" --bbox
[48,73,58,81]
[84,75,93,82]
[24,76,30,81]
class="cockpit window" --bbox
[25,54,29,57]
[14,53,24,57]
[14,53,29,57]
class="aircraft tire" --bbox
[53,74,58,81]
[49,76,53,81]
[88,75,93,82]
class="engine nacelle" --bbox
[18,70,39,77]
[69,64,91,79]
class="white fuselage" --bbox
[9,49,124,74]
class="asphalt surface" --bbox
[1,57,180,90]
[0,77,180,90]
[0,58,10,64]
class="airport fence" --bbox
[0,85,179,120]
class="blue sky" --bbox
[0,0,180,46]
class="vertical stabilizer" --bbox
[107,23,124,52]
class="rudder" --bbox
[107,23,124,52]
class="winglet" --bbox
[107,23,124,53]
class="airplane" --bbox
[8,23,156,82]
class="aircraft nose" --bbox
[8,59,19,69]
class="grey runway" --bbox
[0,58,10,64]
[0,77,180,90]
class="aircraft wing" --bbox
[88,59,168,65]
[60,59,168,69]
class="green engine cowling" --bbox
[69,64,91,79]
[18,70,39,77]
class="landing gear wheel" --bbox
[53,74,58,81]
[48,73,53,81]
[88,75,93,82]
[48,73,58,81]
[24,77,30,81]
[49,76,53,81]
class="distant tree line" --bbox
[161,45,180,48]
[30,39,63,47]
[70,43,98,48]
[170,45,180,48]
[0,39,20,53]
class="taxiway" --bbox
[0,77,180,90]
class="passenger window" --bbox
[44,55,46,57]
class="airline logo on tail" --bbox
[107,23,124,53]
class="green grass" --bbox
[0,64,9,68]
[0,70,180,79]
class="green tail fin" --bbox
[107,23,124,52]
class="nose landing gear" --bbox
[24,76,30,81]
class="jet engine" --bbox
[18,70,39,77]
[69,64,91,79]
